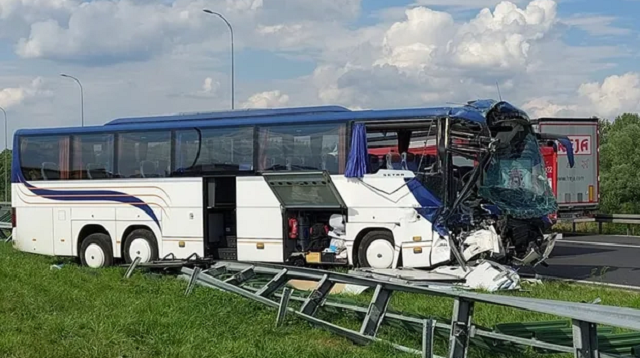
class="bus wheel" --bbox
[123,229,159,264]
[80,233,114,269]
[357,231,395,269]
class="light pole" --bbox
[203,9,235,109]
[0,106,7,202]
[60,73,84,126]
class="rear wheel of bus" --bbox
[80,233,114,269]
[123,228,159,264]
[358,230,395,269]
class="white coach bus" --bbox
[10,100,572,270]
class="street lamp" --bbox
[60,73,84,126]
[203,9,235,110]
[0,106,7,202]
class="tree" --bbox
[599,113,640,213]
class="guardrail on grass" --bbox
[0,201,10,241]
[558,214,640,235]
[124,257,640,358]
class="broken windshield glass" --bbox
[478,133,557,219]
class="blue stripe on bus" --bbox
[15,172,160,229]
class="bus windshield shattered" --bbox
[360,99,574,269]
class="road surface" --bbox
[519,234,640,287]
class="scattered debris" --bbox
[349,260,521,292]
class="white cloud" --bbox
[241,90,289,108]
[0,0,637,145]
[202,77,219,94]
[6,0,362,63]
[413,0,525,11]
[578,72,640,118]
[521,98,579,117]
[0,77,52,109]
[312,0,563,109]
[523,72,640,119]
[562,14,631,36]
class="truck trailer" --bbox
[532,117,600,220]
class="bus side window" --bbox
[257,123,346,174]
[174,127,253,175]
[70,134,114,180]
[116,131,171,178]
[19,135,69,181]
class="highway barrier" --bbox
[124,257,640,358]
[0,202,10,242]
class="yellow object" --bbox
[412,236,422,242]
[179,241,185,248]
[256,243,265,250]
[588,185,594,202]
[413,247,422,254]
[306,252,321,263]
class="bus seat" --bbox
[385,152,403,170]
[86,163,108,179]
[157,159,170,176]
[140,160,158,178]
[41,162,59,180]
[402,152,418,171]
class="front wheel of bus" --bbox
[358,231,395,269]
[80,233,114,269]
[123,229,159,264]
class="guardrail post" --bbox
[422,318,436,358]
[572,319,598,358]
[359,284,392,337]
[275,287,292,328]
[449,298,474,358]
[300,274,334,317]
[123,256,141,279]
[598,222,602,234]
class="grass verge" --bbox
[2,242,640,358]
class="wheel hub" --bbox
[129,238,152,262]
[85,243,105,268]
[366,239,394,269]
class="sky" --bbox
[1,0,640,147]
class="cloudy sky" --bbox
[1,0,639,146]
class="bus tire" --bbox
[357,230,395,269]
[80,233,114,269]
[123,229,159,264]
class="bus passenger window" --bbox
[256,123,346,174]
[116,131,171,178]
[19,135,69,181]
[70,134,114,180]
[173,127,254,175]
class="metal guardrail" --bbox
[124,257,640,358]
[559,214,640,235]
[0,201,10,241]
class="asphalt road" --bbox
[519,234,640,287]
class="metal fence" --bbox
[559,214,640,235]
[0,201,10,241]
[125,258,640,358]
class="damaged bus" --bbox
[10,99,573,271]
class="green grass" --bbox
[2,241,640,358]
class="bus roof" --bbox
[14,99,520,137]
[106,105,352,126]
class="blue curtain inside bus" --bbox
[344,123,370,178]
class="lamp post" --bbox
[60,73,84,126]
[203,9,235,109]
[0,106,7,202]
